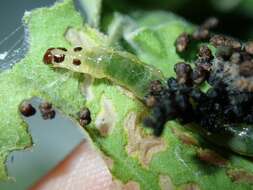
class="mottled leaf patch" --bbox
[159,175,175,190]
[171,127,199,146]
[80,75,94,100]
[178,183,201,190]
[95,96,117,136]
[124,112,166,167]
[197,149,228,167]
[227,169,253,184]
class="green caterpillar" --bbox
[43,47,165,100]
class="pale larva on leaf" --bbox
[43,47,166,101]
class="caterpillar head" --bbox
[43,47,83,66]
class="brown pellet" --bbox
[19,101,36,117]
[39,102,55,120]
[73,59,81,65]
[192,28,209,40]
[198,62,212,71]
[174,62,193,85]
[210,35,241,50]
[78,108,91,127]
[245,41,253,55]
[145,95,157,107]
[192,66,208,85]
[149,80,163,95]
[215,46,233,60]
[202,17,219,30]
[74,47,83,52]
[39,102,52,110]
[240,52,252,62]
[230,52,241,64]
[41,109,56,120]
[239,61,253,77]
[175,33,190,52]
[198,45,213,61]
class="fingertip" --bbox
[30,140,113,190]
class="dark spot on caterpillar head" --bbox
[78,107,91,127]
[57,47,67,52]
[43,48,55,64]
[39,101,55,120]
[53,53,65,63]
[43,48,65,64]
[19,101,36,117]
[74,47,82,52]
[175,33,190,52]
[73,59,81,65]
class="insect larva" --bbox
[43,47,165,100]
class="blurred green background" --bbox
[103,0,253,40]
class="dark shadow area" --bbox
[103,0,253,41]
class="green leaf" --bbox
[78,0,102,28]
[1,1,253,190]
[123,11,194,77]
[0,0,85,180]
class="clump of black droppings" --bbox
[144,78,194,136]
[145,20,253,136]
[145,77,253,135]
[39,102,56,120]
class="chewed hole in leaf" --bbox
[227,169,253,184]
